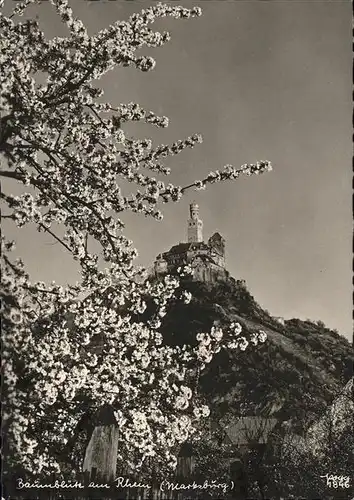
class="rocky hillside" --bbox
[158,276,353,433]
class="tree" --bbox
[258,379,354,498]
[1,0,272,480]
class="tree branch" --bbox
[39,223,73,254]
[0,170,24,180]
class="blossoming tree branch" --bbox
[1,0,272,478]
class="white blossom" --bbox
[1,0,271,477]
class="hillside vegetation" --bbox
[159,276,352,432]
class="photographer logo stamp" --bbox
[320,473,351,489]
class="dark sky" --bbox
[3,0,352,339]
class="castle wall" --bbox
[212,254,225,267]
[154,247,227,283]
[193,262,227,283]
[155,259,168,274]
[186,248,209,262]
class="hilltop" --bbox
[158,276,353,433]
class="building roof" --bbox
[167,243,191,255]
[164,241,209,256]
[209,232,225,241]
[221,416,278,446]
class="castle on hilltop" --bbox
[152,202,230,283]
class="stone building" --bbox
[153,202,229,283]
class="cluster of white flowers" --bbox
[1,0,271,477]
[2,238,269,475]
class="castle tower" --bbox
[188,202,203,242]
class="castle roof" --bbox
[167,243,191,255]
[210,232,224,241]
[164,241,208,256]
